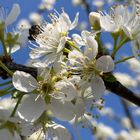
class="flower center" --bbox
[82,60,101,79]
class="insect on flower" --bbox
[28,25,43,41]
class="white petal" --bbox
[122,26,132,39]
[48,124,72,140]
[12,71,38,92]
[18,94,46,122]
[61,11,71,28]
[100,15,117,32]
[0,109,10,121]
[72,34,85,46]
[57,37,66,53]
[68,50,84,67]
[5,4,20,26]
[84,36,98,59]
[29,47,51,59]
[74,98,85,118]
[96,55,114,72]
[20,122,41,136]
[81,30,91,40]
[54,80,77,101]
[0,129,21,140]
[91,75,105,99]
[70,12,79,30]
[48,98,75,121]
[10,45,20,53]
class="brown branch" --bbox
[103,76,140,106]
[1,60,140,106]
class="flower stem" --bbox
[0,60,13,76]
[111,37,129,59]
[67,41,80,51]
[115,54,140,64]
[10,94,23,117]
[0,80,12,87]
[1,40,8,56]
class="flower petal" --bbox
[5,4,20,26]
[54,80,77,101]
[84,36,98,59]
[57,37,66,53]
[70,12,79,30]
[20,121,41,136]
[74,98,85,118]
[18,94,46,122]
[0,129,21,140]
[12,71,38,92]
[100,15,117,32]
[91,75,106,99]
[72,34,85,47]
[48,98,75,121]
[96,55,114,72]
[47,124,72,140]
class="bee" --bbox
[28,25,43,41]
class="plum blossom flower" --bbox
[39,0,56,11]
[69,31,114,99]
[100,2,140,39]
[0,3,20,26]
[29,10,79,67]
[12,70,78,122]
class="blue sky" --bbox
[0,0,139,139]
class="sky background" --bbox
[0,0,140,139]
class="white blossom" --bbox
[30,10,79,68]
[0,4,20,26]
[69,31,114,99]
[100,3,140,39]
[29,12,42,24]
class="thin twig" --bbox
[120,99,136,129]
[82,0,91,15]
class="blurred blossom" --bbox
[99,107,114,117]
[17,19,30,30]
[92,0,104,8]
[0,97,16,111]
[29,12,42,24]
[130,130,140,139]
[116,130,133,140]
[121,117,131,129]
[0,3,20,27]
[72,0,82,6]
[133,108,140,116]
[77,21,87,30]
[114,72,137,87]
[39,0,56,11]
[135,75,140,88]
[127,59,140,73]
[94,123,116,139]
[107,0,114,5]
[13,19,30,51]
[105,42,113,50]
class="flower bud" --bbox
[89,12,101,30]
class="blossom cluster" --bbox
[0,0,140,139]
